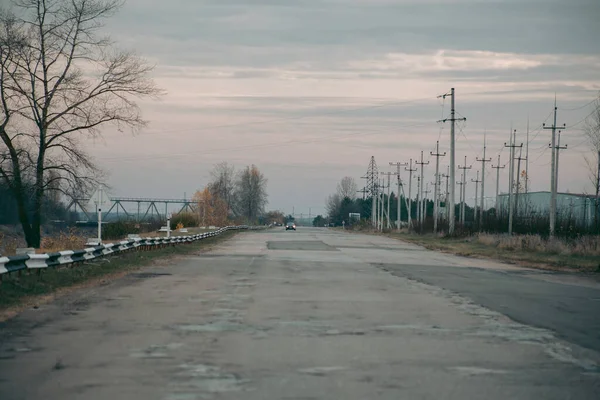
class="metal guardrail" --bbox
[0,225,261,276]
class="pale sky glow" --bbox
[85,0,600,216]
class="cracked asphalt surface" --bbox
[1,227,599,399]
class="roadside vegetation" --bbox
[388,231,600,272]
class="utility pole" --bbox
[416,175,421,225]
[431,178,440,227]
[430,141,446,233]
[461,179,468,226]
[457,175,464,224]
[476,134,492,228]
[387,173,391,229]
[543,99,566,237]
[458,156,472,226]
[405,159,417,230]
[438,88,466,235]
[505,130,523,235]
[381,172,393,229]
[515,146,527,218]
[492,155,505,213]
[552,131,568,194]
[416,150,430,227]
[381,178,388,230]
[524,117,530,215]
[375,180,379,230]
[596,150,600,231]
[441,166,450,223]
[373,187,377,228]
[471,171,482,225]
[423,183,431,225]
[379,178,386,231]
[390,162,408,231]
[377,179,381,231]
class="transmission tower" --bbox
[364,156,379,196]
[361,156,379,227]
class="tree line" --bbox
[323,176,438,228]
[323,175,599,237]
[191,162,269,226]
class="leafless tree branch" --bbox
[0,0,162,246]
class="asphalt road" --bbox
[1,227,599,399]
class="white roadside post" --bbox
[167,214,171,238]
[88,188,109,244]
[98,207,102,243]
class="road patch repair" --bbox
[267,240,338,251]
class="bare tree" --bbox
[325,193,341,218]
[0,0,162,247]
[233,165,268,222]
[583,92,600,230]
[336,176,357,200]
[208,162,235,214]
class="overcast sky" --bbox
[87,0,600,216]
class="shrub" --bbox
[571,235,600,256]
[102,221,140,240]
[170,212,199,229]
[476,233,499,247]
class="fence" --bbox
[0,225,260,277]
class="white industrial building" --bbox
[497,191,599,227]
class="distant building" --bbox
[497,191,599,226]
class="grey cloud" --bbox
[112,0,600,66]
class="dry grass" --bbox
[0,231,21,256]
[38,229,88,253]
[386,231,600,272]
[476,233,600,257]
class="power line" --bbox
[528,109,555,142]
[565,107,597,129]
[531,146,549,164]
[561,97,597,111]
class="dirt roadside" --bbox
[0,232,237,322]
